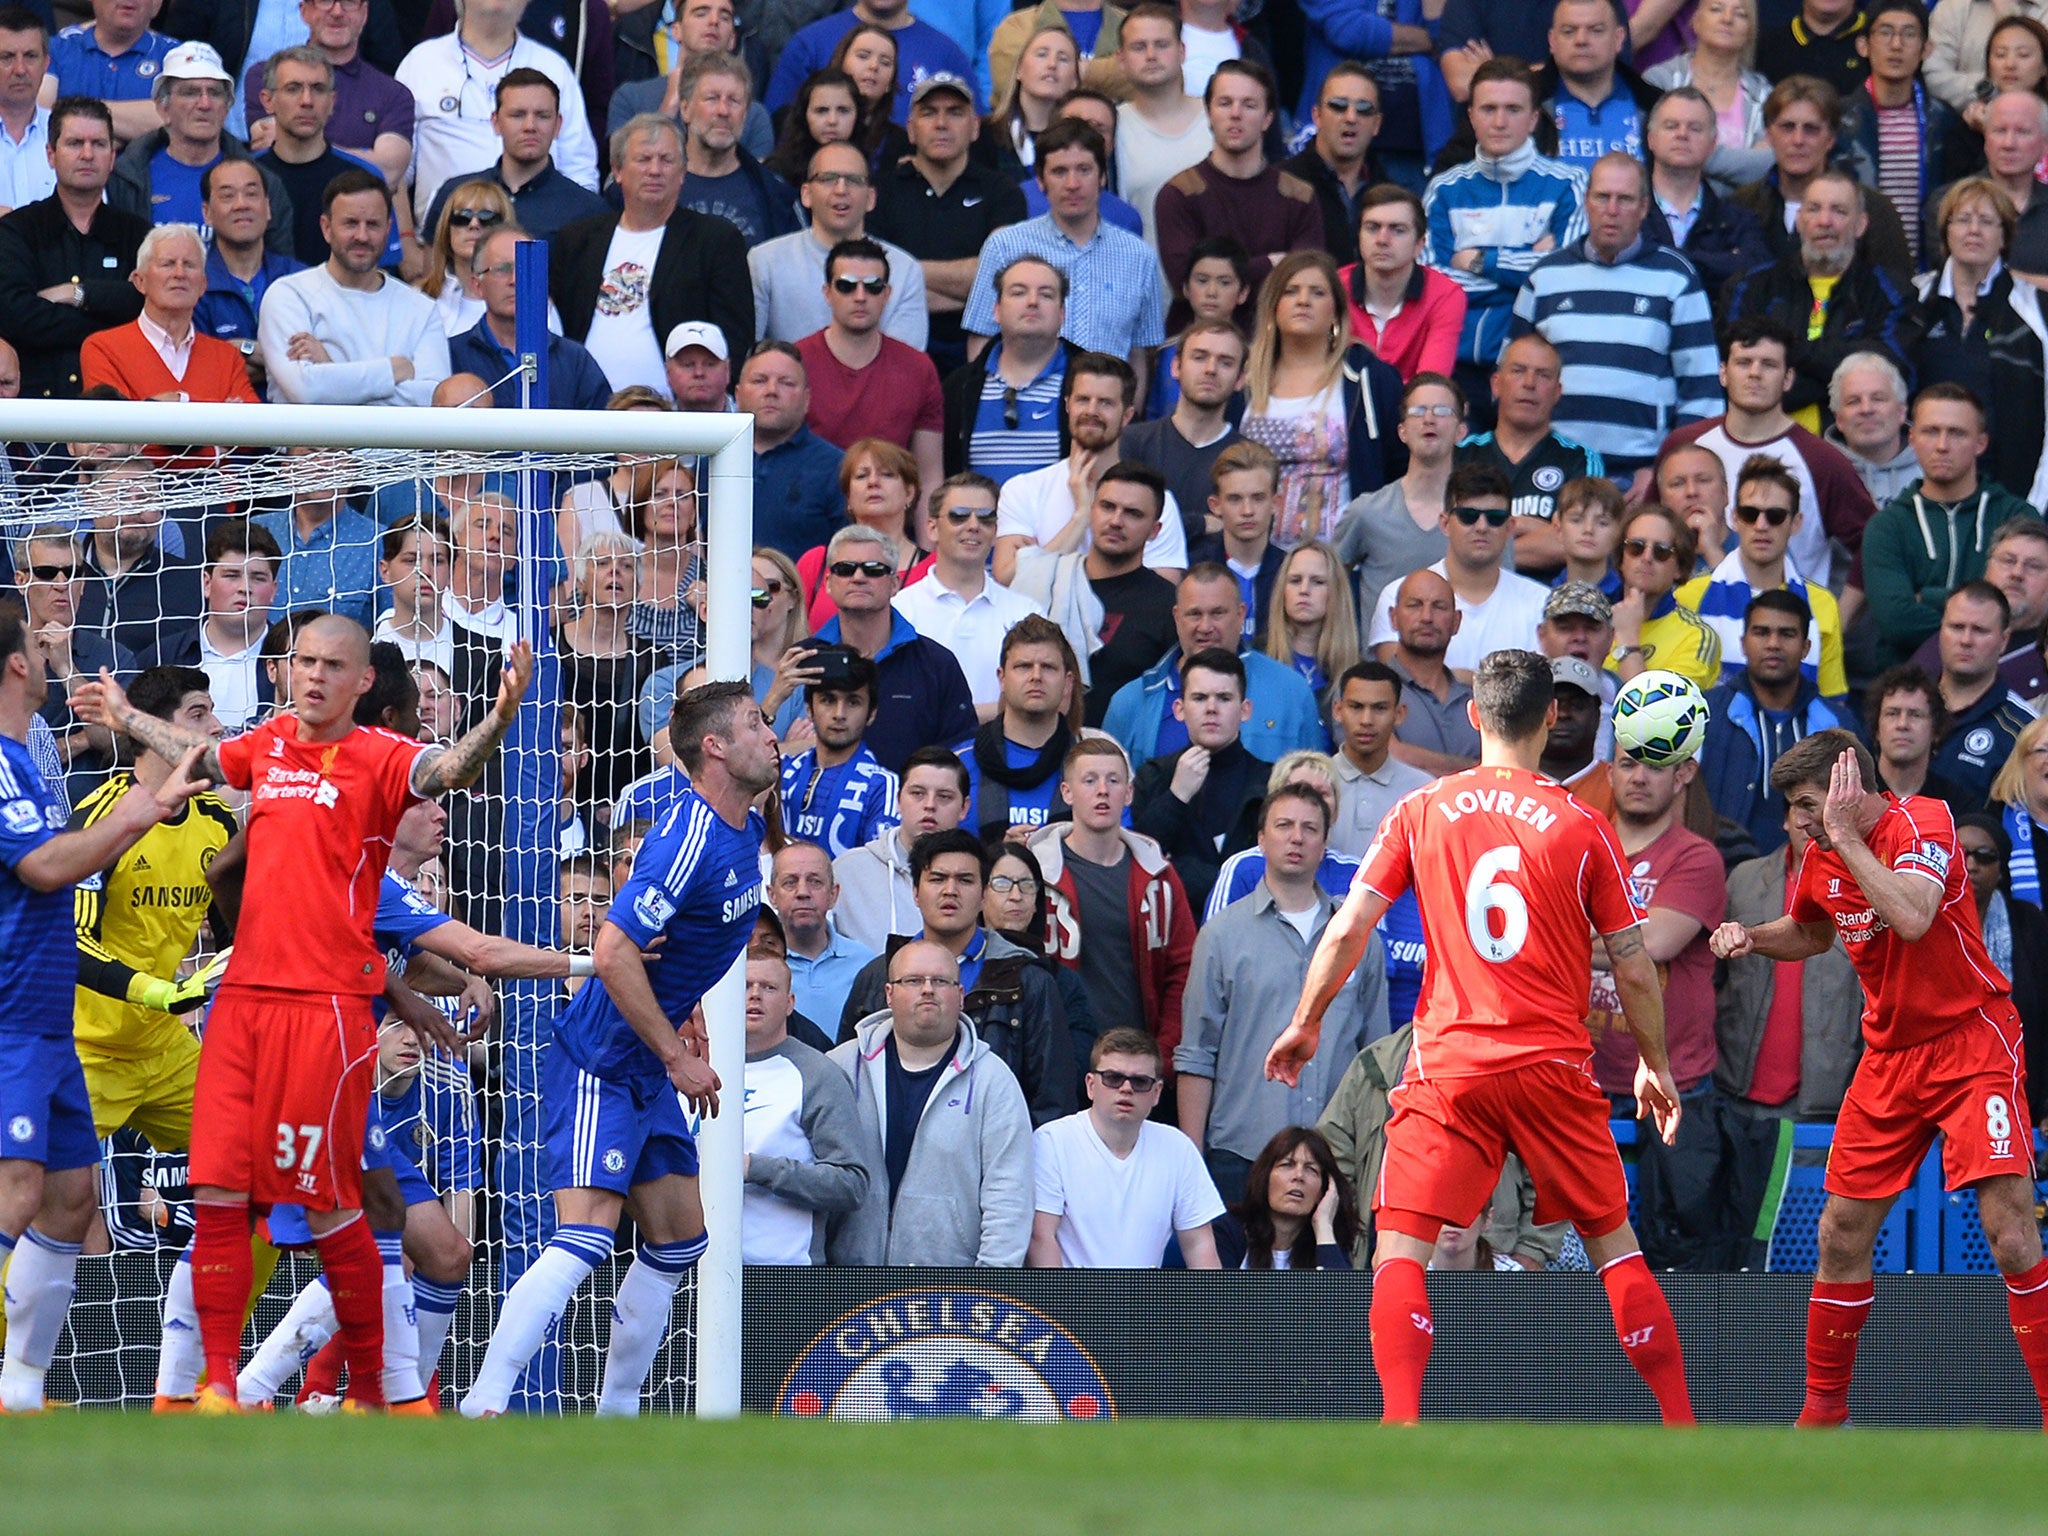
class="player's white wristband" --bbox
[568,954,596,978]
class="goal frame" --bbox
[2,397,755,1419]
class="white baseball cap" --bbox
[665,322,728,361]
[160,41,233,84]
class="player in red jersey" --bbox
[73,614,532,1413]
[1267,651,1692,1424]
[1709,729,2048,1428]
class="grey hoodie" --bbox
[828,1013,1034,1267]
[829,831,919,953]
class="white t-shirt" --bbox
[1115,100,1213,244]
[1033,1113,1225,1268]
[1366,559,1551,672]
[996,458,1189,572]
[741,1050,818,1265]
[581,223,669,397]
[1178,24,1241,99]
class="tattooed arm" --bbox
[1607,923,1684,1144]
[70,671,226,782]
[409,641,535,798]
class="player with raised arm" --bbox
[1266,650,1694,1425]
[0,617,212,1413]
[72,614,533,1413]
[460,680,777,1420]
[1709,730,2048,1429]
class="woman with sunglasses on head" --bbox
[1956,813,2048,1125]
[1608,504,1721,688]
[750,547,810,711]
[1908,179,2048,509]
[559,530,658,829]
[793,439,937,627]
[766,69,864,184]
[1209,1127,1359,1270]
[1241,250,1406,551]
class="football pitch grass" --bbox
[7,1414,2048,1534]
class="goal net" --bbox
[9,395,752,1416]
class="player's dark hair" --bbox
[0,604,26,670]
[670,679,756,775]
[205,517,281,569]
[901,744,971,799]
[1447,460,1513,508]
[1744,587,1811,628]
[1091,1026,1162,1070]
[128,665,212,724]
[1337,659,1403,702]
[1950,577,2012,628]
[1182,645,1247,694]
[1866,662,1947,741]
[1234,1126,1360,1271]
[1471,649,1554,742]
[909,827,990,886]
[354,641,420,729]
[1768,727,1878,797]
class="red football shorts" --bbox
[1827,1004,2033,1201]
[1375,1059,1630,1237]
[188,986,380,1211]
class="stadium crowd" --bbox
[4,0,2048,1411]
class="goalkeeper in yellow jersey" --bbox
[71,667,237,1150]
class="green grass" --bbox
[6,1415,2048,1534]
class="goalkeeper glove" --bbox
[128,947,233,1014]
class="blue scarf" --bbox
[2008,801,2042,908]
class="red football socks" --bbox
[314,1216,386,1409]
[298,1336,345,1404]
[1799,1279,1873,1427]
[191,1201,253,1399]
[1369,1257,1433,1424]
[2004,1258,2048,1429]
[1600,1253,1695,1426]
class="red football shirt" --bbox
[1788,794,2010,1052]
[215,717,431,997]
[795,330,944,452]
[1357,765,1643,1080]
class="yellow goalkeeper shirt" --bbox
[72,773,239,1060]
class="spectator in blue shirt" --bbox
[738,339,846,559]
[767,838,878,1041]
[192,154,300,399]
[253,446,383,627]
[448,222,612,410]
[765,0,981,122]
[46,0,176,143]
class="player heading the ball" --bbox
[1710,730,2048,1429]
[1267,649,1695,1426]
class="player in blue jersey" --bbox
[461,680,779,1418]
[0,611,211,1412]
[779,651,899,858]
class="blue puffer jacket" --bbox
[1699,676,1862,855]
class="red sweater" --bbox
[1341,261,1467,382]
[80,321,259,404]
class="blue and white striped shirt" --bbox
[964,214,1168,358]
[1511,236,1723,471]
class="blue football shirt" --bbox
[779,746,898,859]
[553,791,765,1083]
[0,734,77,1037]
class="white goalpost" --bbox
[5,397,752,1417]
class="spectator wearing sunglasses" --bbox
[891,473,1045,711]
[939,254,1078,486]
[1677,455,1848,699]
[1029,1028,1223,1267]
[1177,784,1386,1203]
[1364,461,1551,674]
[1608,503,1721,688]
[794,237,946,504]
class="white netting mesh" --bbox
[21,404,730,1413]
